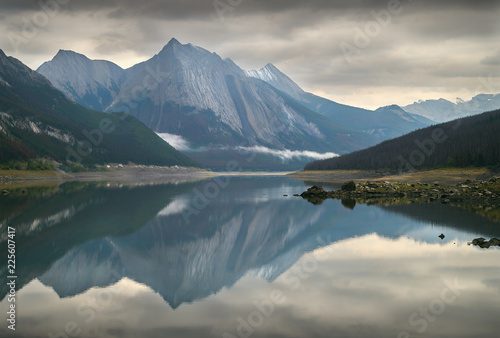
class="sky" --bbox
[1,0,499,110]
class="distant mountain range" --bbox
[403,94,500,123]
[37,38,432,169]
[0,50,197,168]
[305,108,500,171]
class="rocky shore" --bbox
[299,178,500,220]
[301,177,500,202]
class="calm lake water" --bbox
[1,176,499,338]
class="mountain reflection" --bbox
[1,177,495,309]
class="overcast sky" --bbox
[1,0,499,109]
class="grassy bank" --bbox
[288,167,496,185]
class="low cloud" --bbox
[156,133,191,151]
[237,146,338,161]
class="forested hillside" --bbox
[305,109,500,171]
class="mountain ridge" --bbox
[403,94,500,123]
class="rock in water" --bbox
[472,237,500,248]
[341,181,356,192]
[438,234,445,239]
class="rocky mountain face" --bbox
[0,49,197,167]
[403,94,500,123]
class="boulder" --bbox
[341,181,356,192]
[472,238,486,246]
[488,238,500,246]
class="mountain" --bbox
[37,39,432,169]
[305,108,500,171]
[38,39,375,162]
[0,50,196,167]
[246,64,433,141]
[37,50,125,111]
[403,94,500,123]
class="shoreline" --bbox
[287,168,498,185]
[0,166,292,189]
[0,166,210,188]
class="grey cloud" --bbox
[481,50,500,66]
[2,0,499,17]
[1,0,498,110]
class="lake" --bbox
[1,176,499,338]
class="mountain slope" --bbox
[403,94,500,123]
[305,109,500,171]
[0,50,197,167]
[246,64,433,142]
